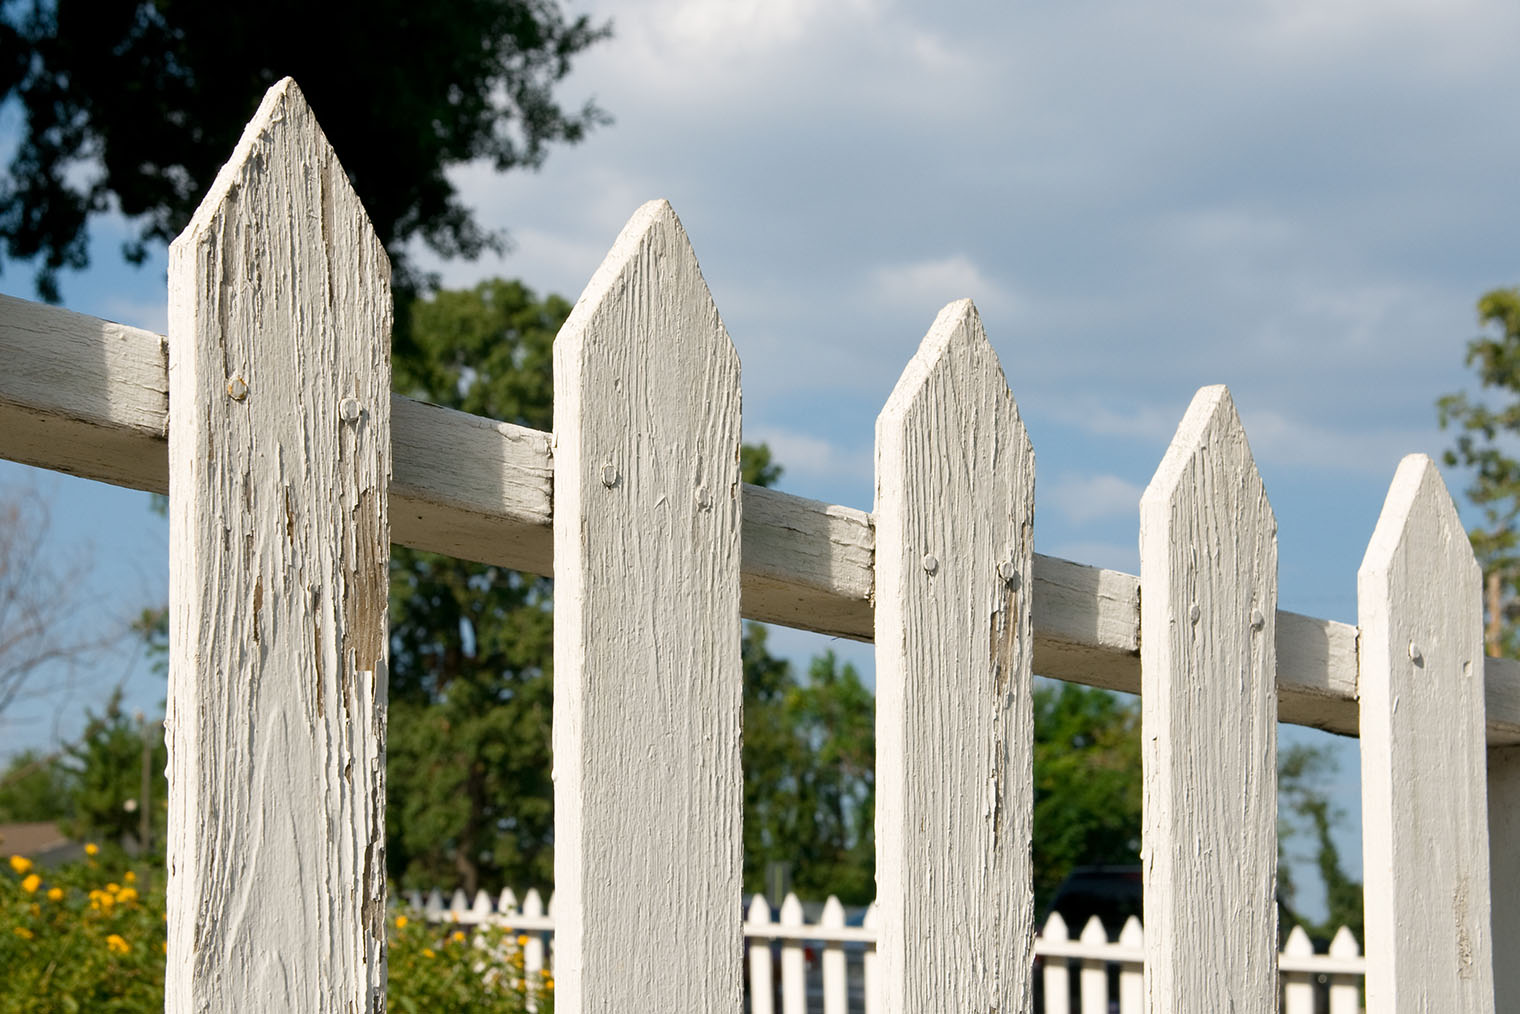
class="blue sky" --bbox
[4,0,1519,920]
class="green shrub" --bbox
[1,849,550,1013]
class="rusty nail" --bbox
[227,376,248,401]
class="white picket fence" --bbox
[2,74,1517,1011]
[405,887,1365,1014]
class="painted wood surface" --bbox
[11,296,1520,741]
[1358,454,1494,1012]
[1138,385,1278,1013]
[1490,744,1520,1011]
[551,199,742,1013]
[165,78,391,1011]
[874,299,1035,1013]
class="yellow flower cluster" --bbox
[9,855,32,875]
[106,933,130,954]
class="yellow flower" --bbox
[84,843,99,856]
[46,887,63,902]
[451,930,466,943]
[106,934,130,954]
[117,887,139,904]
[516,934,528,946]
[544,978,554,991]
[21,874,41,893]
[12,927,33,940]
[422,948,436,959]
[394,915,408,929]
[8,855,31,874]
[106,882,121,894]
[161,941,168,954]
[123,871,136,883]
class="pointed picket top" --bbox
[523,889,545,918]
[874,298,1035,1014]
[472,890,494,919]
[822,896,845,926]
[1284,925,1314,957]
[1358,454,1492,1012]
[1080,916,1108,946]
[406,890,423,910]
[556,198,736,381]
[1044,911,1070,942]
[499,887,519,914]
[1360,454,1476,585]
[1118,916,1143,949]
[1140,385,1275,532]
[862,901,879,930]
[1139,384,1277,1013]
[173,76,386,277]
[425,889,445,917]
[780,892,804,926]
[450,887,469,912]
[1328,925,1360,958]
[747,893,773,925]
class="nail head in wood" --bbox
[601,463,619,488]
[922,553,938,575]
[339,397,361,423]
[226,376,248,401]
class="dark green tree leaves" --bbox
[0,1,610,301]
[1438,286,1520,656]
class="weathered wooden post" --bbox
[1359,454,1494,1010]
[1139,385,1278,1012]
[874,299,1036,1012]
[166,78,391,1011]
[551,199,744,1012]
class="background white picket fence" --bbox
[2,74,1516,1011]
[405,887,1366,1014]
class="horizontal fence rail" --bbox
[405,889,1367,1014]
[5,292,1520,744]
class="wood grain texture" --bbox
[874,299,1035,1013]
[1358,454,1494,1012]
[1488,745,1520,1012]
[165,78,391,1012]
[551,199,742,1013]
[1138,384,1278,1013]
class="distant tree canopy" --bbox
[1438,286,1520,656]
[0,0,611,302]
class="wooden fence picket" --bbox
[1490,745,1520,1009]
[821,895,847,1014]
[1078,917,1107,1014]
[1282,926,1314,1014]
[1043,913,1071,1014]
[1117,917,1143,1013]
[551,199,744,1013]
[873,299,1036,1013]
[1138,385,1278,1013]
[1327,926,1361,1014]
[1358,454,1494,1011]
[747,894,776,1014]
[164,77,391,1013]
[781,893,806,1014]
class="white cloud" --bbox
[1044,473,1144,525]
[746,425,869,485]
[865,255,1017,317]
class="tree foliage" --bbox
[1031,680,1142,912]
[1438,286,1520,655]
[0,0,610,301]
